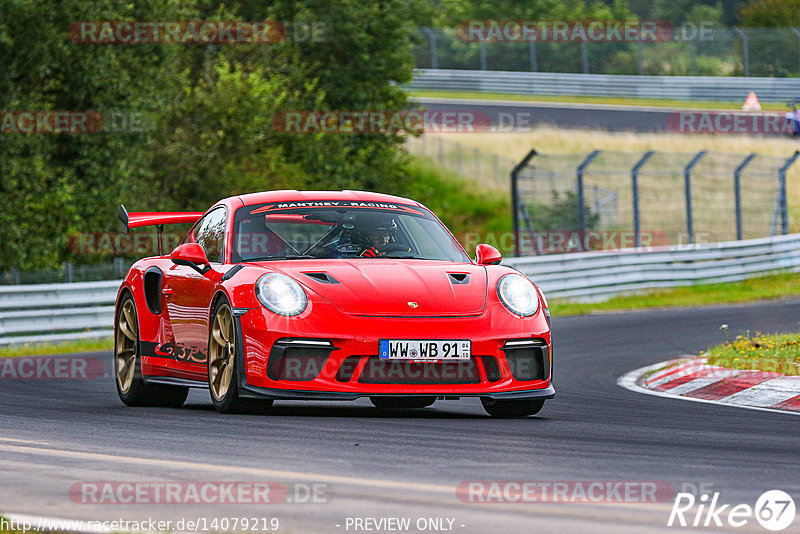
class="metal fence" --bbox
[415,27,800,78]
[0,259,131,285]
[512,149,800,256]
[409,69,800,103]
[405,135,516,190]
[508,233,800,301]
[0,279,119,345]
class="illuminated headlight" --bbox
[497,274,539,317]
[256,273,308,316]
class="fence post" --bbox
[581,41,589,73]
[684,151,707,245]
[631,150,655,248]
[792,28,800,75]
[511,149,538,257]
[734,28,749,77]
[9,267,20,285]
[636,41,644,75]
[576,150,601,250]
[64,261,74,283]
[734,153,757,241]
[113,256,125,278]
[779,151,800,235]
[529,41,538,72]
[420,28,438,69]
[479,41,488,70]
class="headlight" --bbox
[497,273,539,317]
[256,273,308,316]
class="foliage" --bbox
[529,191,600,232]
[706,331,800,375]
[739,0,800,26]
[0,0,431,270]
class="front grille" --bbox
[335,356,362,382]
[267,341,334,381]
[503,343,549,381]
[358,357,481,384]
[482,356,501,382]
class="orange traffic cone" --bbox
[742,91,762,111]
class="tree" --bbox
[739,0,800,26]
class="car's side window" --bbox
[193,207,226,263]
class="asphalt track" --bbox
[2,299,800,533]
[414,96,676,133]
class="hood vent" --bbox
[448,273,470,284]
[303,272,339,284]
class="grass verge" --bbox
[705,331,800,376]
[549,272,800,317]
[0,515,24,534]
[410,89,788,111]
[0,338,113,358]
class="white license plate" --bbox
[379,339,471,360]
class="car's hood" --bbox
[275,260,487,316]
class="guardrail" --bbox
[410,69,800,103]
[0,280,120,345]
[1,234,799,345]
[504,233,800,301]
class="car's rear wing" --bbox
[118,204,204,255]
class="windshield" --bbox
[232,201,470,262]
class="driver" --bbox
[360,218,396,257]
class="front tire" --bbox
[208,299,272,414]
[114,293,188,407]
[370,396,436,409]
[481,398,545,418]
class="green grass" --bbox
[0,338,112,358]
[549,272,800,316]
[410,89,788,111]
[705,331,800,376]
[0,515,24,534]
[404,157,513,254]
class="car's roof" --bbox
[234,190,423,207]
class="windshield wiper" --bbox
[244,254,315,261]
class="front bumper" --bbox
[235,299,554,400]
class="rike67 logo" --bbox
[668,490,795,531]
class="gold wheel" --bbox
[209,304,236,401]
[115,299,138,394]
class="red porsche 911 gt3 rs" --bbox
[114,190,554,417]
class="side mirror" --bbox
[475,244,502,265]
[171,243,211,274]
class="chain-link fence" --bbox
[415,27,800,78]
[512,149,800,255]
[405,135,516,190]
[0,258,131,285]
